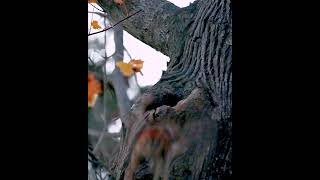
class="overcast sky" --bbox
[168,0,195,7]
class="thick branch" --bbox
[108,22,133,123]
[98,0,194,57]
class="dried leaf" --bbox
[88,0,96,3]
[88,73,102,107]
[128,59,144,74]
[116,61,134,77]
[91,20,101,29]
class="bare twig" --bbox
[93,120,108,154]
[98,168,103,180]
[96,53,115,67]
[88,57,95,65]
[90,3,105,12]
[88,9,142,36]
[88,11,108,17]
[102,171,109,180]
[124,46,132,60]
[88,51,115,72]
[104,12,108,59]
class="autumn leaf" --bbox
[88,72,102,107]
[116,60,144,77]
[128,59,144,75]
[116,62,134,77]
[114,0,124,5]
[88,0,96,3]
[91,20,101,29]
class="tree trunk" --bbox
[98,0,232,179]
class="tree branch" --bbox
[97,0,191,57]
[90,2,200,120]
[88,9,142,36]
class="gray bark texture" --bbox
[98,0,232,179]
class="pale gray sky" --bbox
[168,0,195,7]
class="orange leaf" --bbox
[128,59,144,72]
[88,72,102,107]
[114,0,124,5]
[88,0,96,3]
[91,20,101,29]
[116,61,134,77]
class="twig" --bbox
[88,11,108,17]
[90,3,105,12]
[98,168,103,180]
[92,45,121,153]
[124,46,132,60]
[104,12,108,58]
[88,57,95,65]
[102,172,109,180]
[88,9,142,36]
[94,169,99,180]
[93,120,108,154]
[97,53,115,67]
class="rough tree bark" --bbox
[98,0,232,179]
